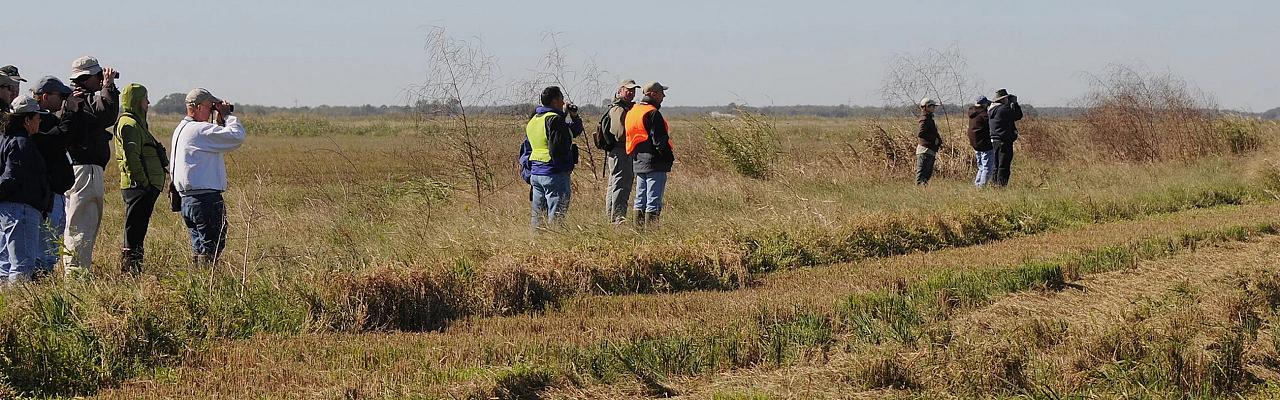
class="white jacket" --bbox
[170,116,246,193]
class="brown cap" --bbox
[641,81,669,93]
[619,79,641,89]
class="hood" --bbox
[120,83,148,125]
[534,106,563,115]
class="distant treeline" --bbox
[152,92,1277,120]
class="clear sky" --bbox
[4,0,1275,110]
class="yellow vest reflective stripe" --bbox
[525,112,555,163]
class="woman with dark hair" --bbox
[0,96,52,283]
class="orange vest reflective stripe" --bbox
[624,103,671,155]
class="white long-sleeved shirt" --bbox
[170,115,246,193]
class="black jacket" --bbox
[630,102,674,174]
[967,105,992,151]
[917,112,942,151]
[988,102,1023,142]
[0,132,52,213]
[34,110,93,193]
[66,84,120,167]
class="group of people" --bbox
[0,58,247,284]
[522,81,1024,229]
[915,88,1024,187]
[521,80,674,228]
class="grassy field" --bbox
[1,111,1278,398]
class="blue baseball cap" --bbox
[33,76,73,95]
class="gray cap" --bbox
[70,56,104,80]
[919,97,940,107]
[0,65,25,82]
[619,79,641,89]
[641,81,669,93]
[9,95,50,115]
[185,88,221,105]
[33,76,73,95]
[0,73,18,87]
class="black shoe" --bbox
[634,209,647,228]
[121,248,144,275]
[647,210,661,225]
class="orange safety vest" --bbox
[624,103,672,155]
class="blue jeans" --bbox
[633,172,668,213]
[181,192,228,258]
[974,150,995,187]
[39,194,66,273]
[0,202,43,283]
[530,173,572,228]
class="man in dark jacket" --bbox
[600,79,641,224]
[987,89,1023,187]
[525,86,583,229]
[915,98,942,185]
[31,76,91,274]
[63,56,120,276]
[624,82,673,225]
[967,96,994,187]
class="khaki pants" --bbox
[64,165,105,276]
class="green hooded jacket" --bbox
[113,84,167,190]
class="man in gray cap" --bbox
[61,56,120,276]
[624,81,674,227]
[597,79,641,224]
[32,76,91,274]
[171,88,245,264]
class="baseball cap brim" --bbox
[10,75,26,82]
[70,65,104,80]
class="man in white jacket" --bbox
[171,88,245,264]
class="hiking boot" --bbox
[121,248,144,275]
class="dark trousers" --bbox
[180,191,228,258]
[915,152,936,185]
[122,186,161,252]
[991,139,1015,187]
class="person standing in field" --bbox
[598,79,641,224]
[0,96,52,283]
[31,76,91,275]
[988,88,1023,187]
[171,88,245,264]
[915,98,942,185]
[525,86,583,229]
[625,82,673,226]
[114,84,166,274]
[967,96,994,187]
[63,56,120,277]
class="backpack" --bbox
[518,139,532,184]
[592,108,618,151]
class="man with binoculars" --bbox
[62,56,120,277]
[170,88,246,264]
